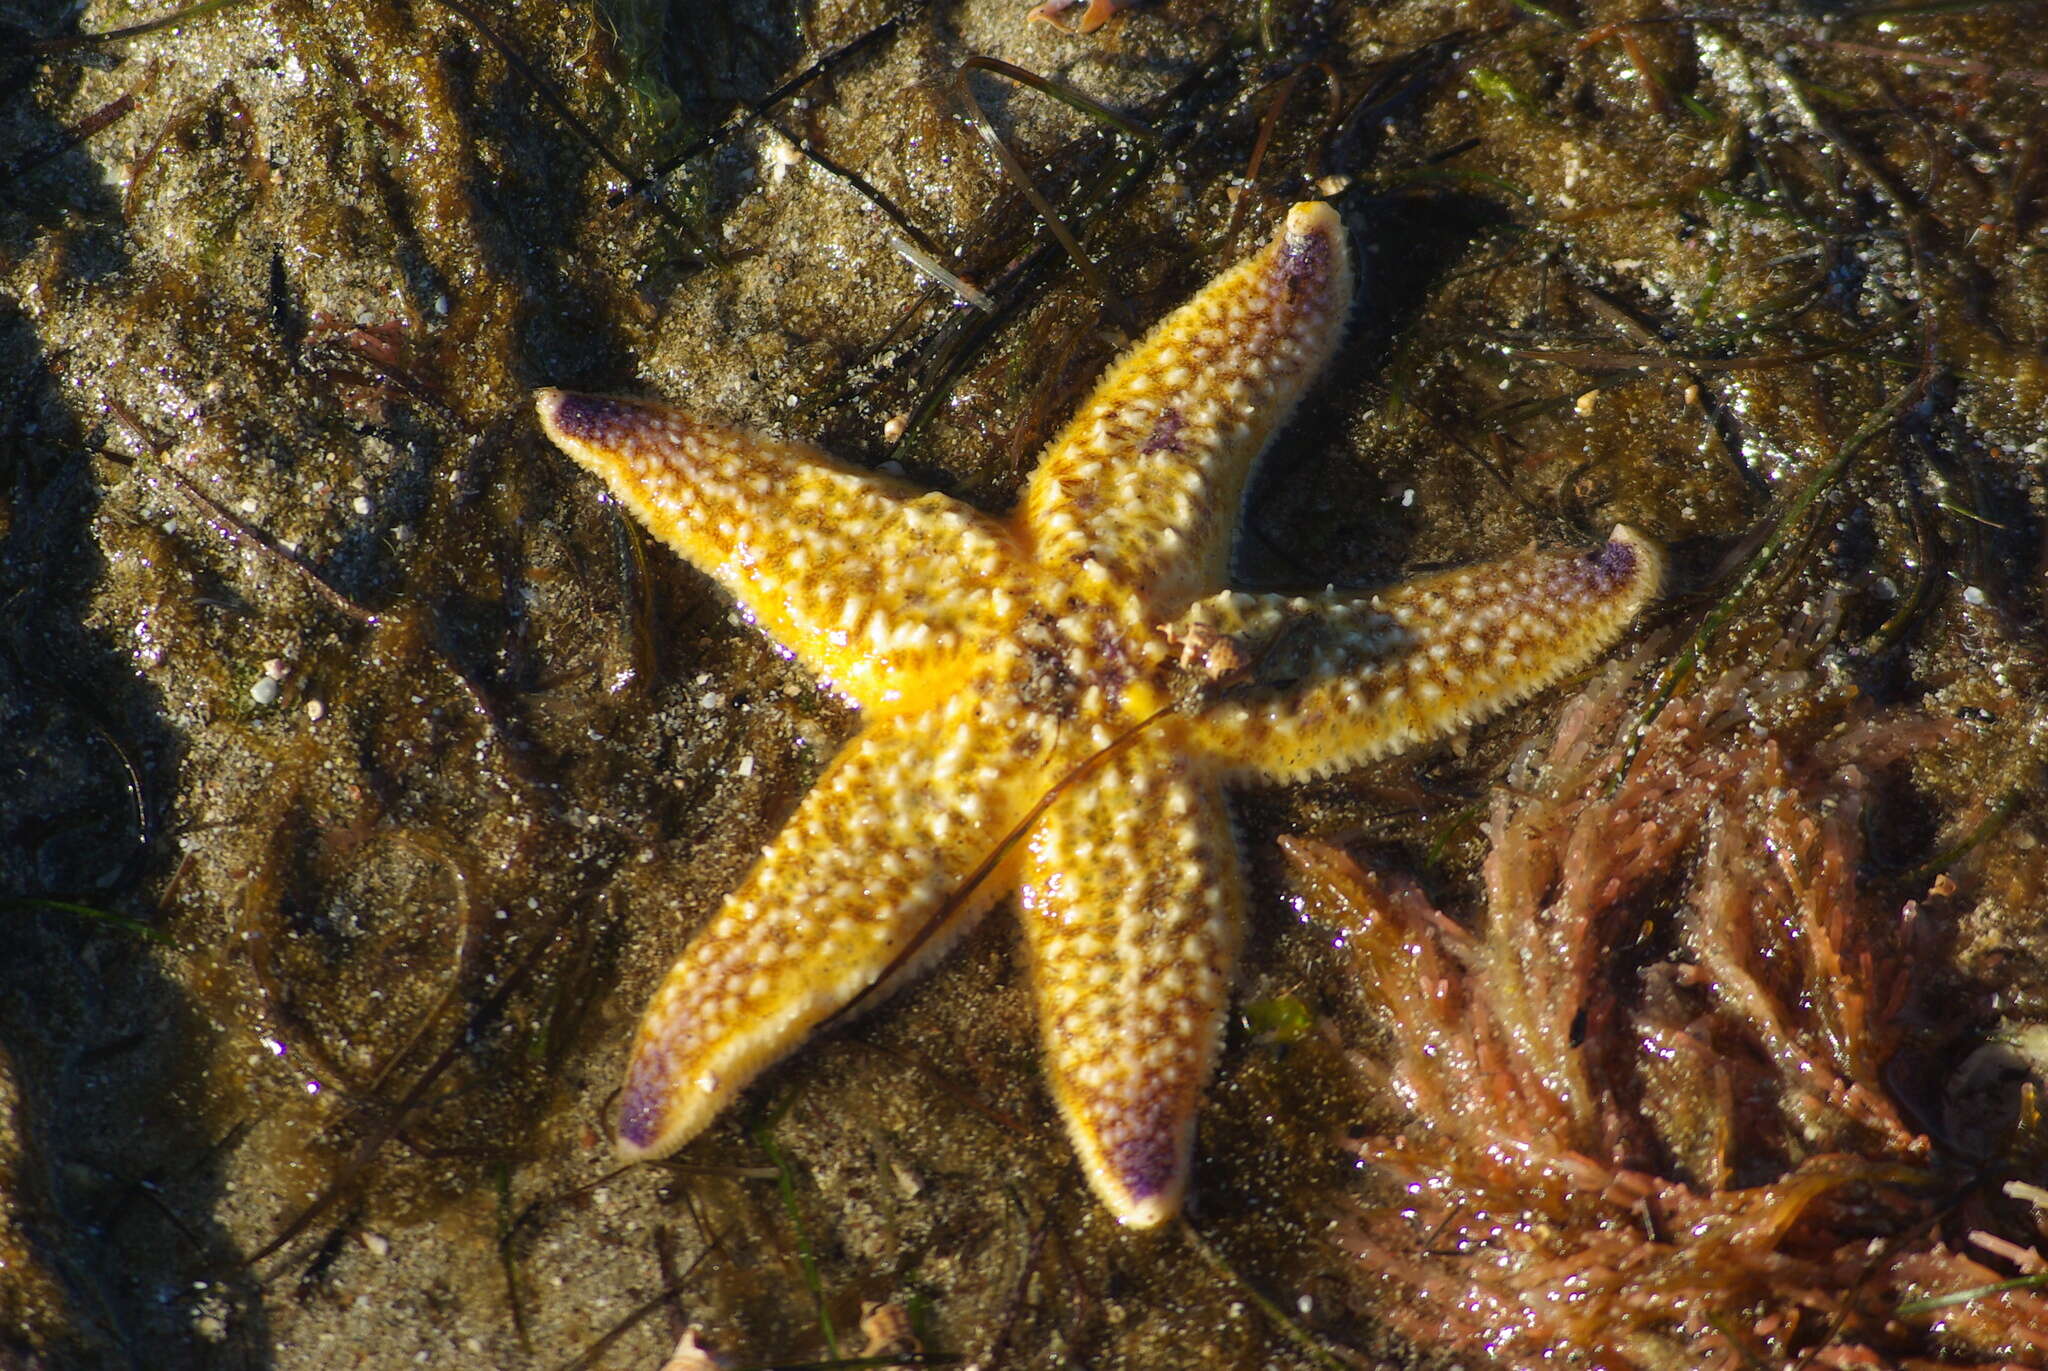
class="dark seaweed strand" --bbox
[25,0,253,52]
[955,56,1159,326]
[1610,376,1929,791]
[636,3,928,187]
[428,0,715,257]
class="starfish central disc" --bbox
[536,202,1663,1227]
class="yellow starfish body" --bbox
[536,203,1663,1227]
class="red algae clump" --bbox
[1290,644,2048,1370]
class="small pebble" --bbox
[250,676,280,706]
[352,495,372,516]
[263,657,289,679]
[304,698,326,722]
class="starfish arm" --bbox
[536,390,1025,712]
[1025,0,1129,30]
[616,692,1051,1159]
[1188,526,1664,784]
[1015,722,1242,1227]
[1020,203,1354,620]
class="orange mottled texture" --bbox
[1024,0,1134,35]
[534,203,1661,1226]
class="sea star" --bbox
[1025,0,1132,33]
[535,202,1663,1227]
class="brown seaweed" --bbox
[1291,643,2048,1369]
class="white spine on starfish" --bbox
[1015,719,1242,1228]
[615,689,1054,1160]
[535,391,1029,714]
[1022,202,1355,624]
[1182,527,1666,784]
